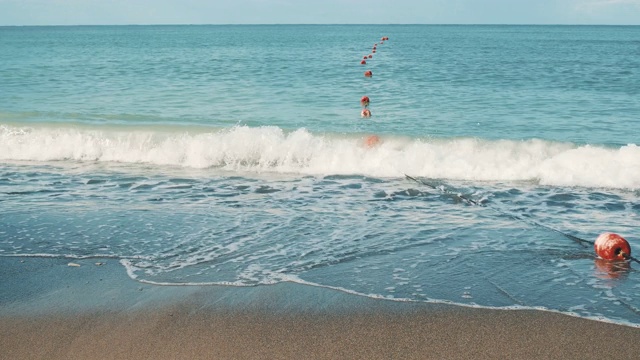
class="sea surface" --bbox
[1,24,640,326]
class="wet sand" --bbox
[2,257,640,359]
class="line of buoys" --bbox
[357,35,390,145]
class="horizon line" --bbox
[2,23,640,27]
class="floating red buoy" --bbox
[365,135,380,147]
[360,59,366,65]
[360,96,370,107]
[594,232,631,261]
[364,70,372,77]
[363,55,368,60]
[368,54,372,59]
[361,108,372,118]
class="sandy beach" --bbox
[2,257,640,359]
[5,304,640,359]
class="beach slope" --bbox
[2,257,639,359]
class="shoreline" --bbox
[2,257,640,359]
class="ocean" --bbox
[1,24,639,327]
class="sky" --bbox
[0,0,639,26]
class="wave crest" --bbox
[1,124,639,189]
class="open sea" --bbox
[1,24,640,327]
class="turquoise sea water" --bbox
[1,25,640,326]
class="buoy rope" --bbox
[405,174,594,246]
[406,174,640,264]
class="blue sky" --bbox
[1,0,639,26]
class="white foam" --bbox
[0,253,152,260]
[2,124,639,189]
[120,259,640,328]
[6,254,628,328]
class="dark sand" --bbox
[2,257,640,359]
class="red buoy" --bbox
[365,135,380,147]
[368,54,372,59]
[364,70,373,77]
[594,232,631,261]
[360,59,366,65]
[363,55,368,59]
[360,96,370,107]
[361,108,372,118]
